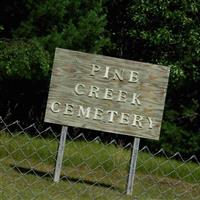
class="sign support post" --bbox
[53,126,68,182]
[126,137,140,195]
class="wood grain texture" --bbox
[44,48,170,140]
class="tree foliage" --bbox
[106,0,200,82]
[0,39,50,80]
[12,0,109,54]
[105,0,200,156]
[0,0,109,79]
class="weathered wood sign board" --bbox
[45,48,170,140]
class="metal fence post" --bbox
[53,126,68,182]
[126,137,140,195]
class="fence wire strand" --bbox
[0,117,199,200]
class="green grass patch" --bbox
[0,132,200,200]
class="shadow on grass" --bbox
[10,164,121,192]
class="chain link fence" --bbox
[0,117,199,200]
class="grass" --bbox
[0,131,200,200]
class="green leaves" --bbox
[0,39,50,79]
[12,0,108,55]
[0,0,109,79]
[107,0,200,80]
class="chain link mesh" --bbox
[0,117,199,200]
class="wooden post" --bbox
[126,137,140,195]
[53,126,68,182]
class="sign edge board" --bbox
[44,48,170,141]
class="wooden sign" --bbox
[45,48,170,140]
